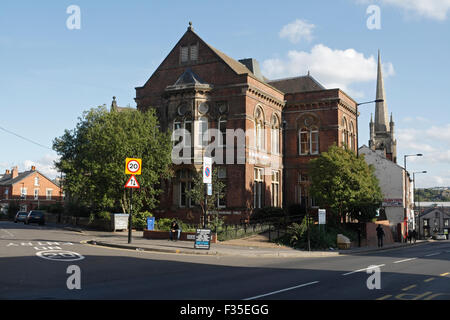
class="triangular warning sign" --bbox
[125,175,140,188]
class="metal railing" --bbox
[215,214,306,241]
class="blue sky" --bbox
[0,0,449,187]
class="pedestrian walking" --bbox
[376,224,385,248]
[411,230,417,243]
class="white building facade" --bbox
[359,145,414,241]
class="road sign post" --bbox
[125,158,142,244]
[203,157,212,228]
[128,188,133,244]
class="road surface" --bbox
[1,221,449,300]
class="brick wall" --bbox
[365,221,395,247]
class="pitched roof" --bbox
[204,41,254,76]
[0,170,34,186]
[359,145,405,172]
[419,206,450,217]
[190,28,281,90]
[0,170,59,187]
[173,68,206,85]
[166,67,212,92]
[267,74,326,94]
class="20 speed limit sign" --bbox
[125,158,142,175]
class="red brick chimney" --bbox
[5,169,10,175]
[11,166,19,179]
[31,166,36,171]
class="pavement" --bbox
[65,225,432,258]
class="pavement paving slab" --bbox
[46,223,432,258]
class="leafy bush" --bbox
[89,211,111,224]
[152,218,197,232]
[66,202,90,217]
[7,201,20,219]
[47,203,64,214]
[277,217,358,250]
[208,213,225,233]
[286,203,307,217]
[177,221,197,233]
[155,218,174,231]
[97,211,111,221]
[133,211,153,230]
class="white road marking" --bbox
[425,252,441,257]
[394,258,417,264]
[36,250,85,262]
[342,264,385,276]
[0,227,15,238]
[243,281,319,300]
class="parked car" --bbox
[432,233,447,240]
[25,211,45,225]
[14,211,28,223]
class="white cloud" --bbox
[421,175,450,187]
[23,154,60,179]
[0,154,60,180]
[357,0,450,21]
[279,19,315,44]
[396,125,450,187]
[262,44,395,95]
[426,124,450,145]
[397,128,437,153]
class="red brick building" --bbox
[135,23,357,223]
[269,77,358,210]
[0,166,62,213]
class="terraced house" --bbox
[0,166,62,213]
[135,23,358,223]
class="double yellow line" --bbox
[376,272,450,300]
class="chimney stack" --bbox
[31,166,36,171]
[5,169,10,175]
[11,166,19,179]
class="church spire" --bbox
[375,50,389,133]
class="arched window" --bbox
[218,116,227,147]
[297,173,308,206]
[299,126,319,155]
[173,117,192,147]
[271,114,280,154]
[254,106,265,150]
[197,116,208,147]
[349,121,355,151]
[342,117,349,147]
[177,169,193,208]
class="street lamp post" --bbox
[355,99,384,157]
[413,170,427,239]
[403,154,423,242]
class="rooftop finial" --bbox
[111,96,118,111]
[188,21,193,31]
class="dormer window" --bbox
[180,44,198,63]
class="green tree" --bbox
[185,168,225,227]
[53,106,173,215]
[308,145,383,223]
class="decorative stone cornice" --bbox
[244,85,285,108]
